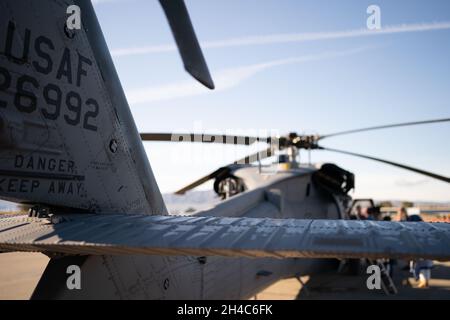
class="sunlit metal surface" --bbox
[1,214,449,260]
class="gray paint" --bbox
[1,0,448,300]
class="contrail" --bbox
[125,46,370,104]
[91,0,131,5]
[112,21,450,57]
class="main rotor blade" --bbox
[159,0,214,89]
[233,148,273,165]
[175,148,274,194]
[140,132,267,146]
[175,167,228,195]
[319,146,450,183]
[319,118,450,140]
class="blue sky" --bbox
[92,0,450,201]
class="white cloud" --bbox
[395,178,429,187]
[125,47,369,104]
[353,173,450,202]
[112,21,450,57]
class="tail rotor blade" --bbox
[159,0,214,89]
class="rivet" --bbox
[109,139,118,153]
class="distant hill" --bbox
[0,200,20,212]
[0,191,220,215]
[163,190,221,215]
[373,199,450,207]
[1,194,448,215]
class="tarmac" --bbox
[1,252,450,299]
[255,261,450,300]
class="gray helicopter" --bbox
[0,0,449,299]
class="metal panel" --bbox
[1,214,449,260]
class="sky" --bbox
[91,0,450,202]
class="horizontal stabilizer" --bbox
[0,214,449,260]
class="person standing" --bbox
[407,214,433,288]
[398,208,433,288]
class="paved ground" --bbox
[1,253,450,299]
[255,261,450,300]
[0,253,48,300]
